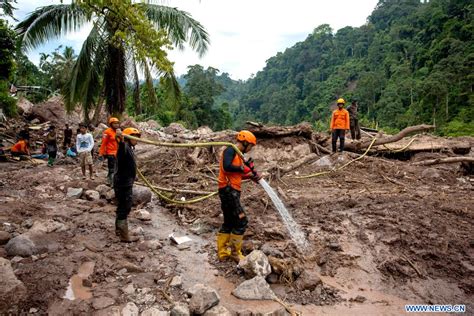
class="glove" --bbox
[245,158,255,170]
[251,171,262,183]
[242,165,252,174]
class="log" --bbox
[344,124,435,152]
[245,122,314,139]
[413,157,474,166]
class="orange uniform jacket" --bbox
[99,128,118,156]
[330,108,350,130]
[218,147,250,191]
[11,140,29,154]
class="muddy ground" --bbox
[1,129,473,315]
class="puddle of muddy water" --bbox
[63,261,95,301]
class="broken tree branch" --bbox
[413,157,474,166]
[246,122,314,139]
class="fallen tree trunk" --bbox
[345,124,435,152]
[413,157,474,166]
[246,122,314,139]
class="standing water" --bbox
[258,179,310,252]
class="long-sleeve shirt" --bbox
[330,108,350,130]
[99,128,118,156]
[11,140,29,155]
[113,140,136,188]
[218,147,252,191]
[76,133,94,153]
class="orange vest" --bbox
[11,140,28,154]
[99,128,118,156]
[330,108,350,130]
[218,148,244,191]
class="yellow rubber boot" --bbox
[229,233,245,262]
[217,232,231,260]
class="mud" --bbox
[1,129,473,315]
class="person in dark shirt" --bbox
[216,130,262,262]
[63,124,73,150]
[46,126,58,167]
[347,100,361,140]
[113,127,141,243]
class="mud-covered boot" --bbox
[229,233,245,262]
[116,219,138,243]
[217,232,231,260]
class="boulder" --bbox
[146,119,161,129]
[421,168,441,179]
[95,184,110,198]
[5,235,37,257]
[0,231,12,245]
[203,305,232,316]
[195,126,213,136]
[141,307,170,316]
[122,302,139,316]
[31,96,81,126]
[0,258,27,310]
[132,186,152,206]
[294,270,321,291]
[260,244,284,259]
[85,190,101,201]
[189,284,220,315]
[238,250,272,278]
[17,97,34,116]
[170,303,190,316]
[134,209,152,221]
[164,123,186,135]
[137,240,162,251]
[29,220,68,234]
[104,190,115,201]
[232,276,276,300]
[67,188,83,199]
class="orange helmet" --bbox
[108,117,119,124]
[236,130,256,145]
[123,127,141,137]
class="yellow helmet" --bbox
[108,117,120,124]
[123,127,141,137]
[236,130,257,145]
[337,98,345,105]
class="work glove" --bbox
[245,158,255,170]
[242,165,252,174]
[250,171,262,183]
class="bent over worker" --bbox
[330,98,350,153]
[217,130,262,262]
[114,127,141,243]
[99,117,120,185]
[11,138,30,157]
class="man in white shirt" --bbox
[76,123,95,180]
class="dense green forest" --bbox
[1,0,473,136]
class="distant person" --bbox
[45,126,58,167]
[347,100,361,140]
[114,127,142,243]
[330,98,350,153]
[63,124,73,150]
[76,123,94,180]
[99,117,120,185]
[18,125,30,141]
[11,138,30,158]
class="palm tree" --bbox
[16,1,209,119]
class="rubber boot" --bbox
[47,157,54,167]
[229,233,245,262]
[217,232,231,260]
[116,219,138,243]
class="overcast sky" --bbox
[11,0,379,80]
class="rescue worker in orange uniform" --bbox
[217,131,262,262]
[99,117,120,185]
[330,98,350,153]
[11,138,30,157]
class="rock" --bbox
[29,307,39,314]
[11,256,24,264]
[189,218,213,235]
[232,276,276,300]
[0,258,27,310]
[238,250,271,278]
[0,231,12,245]
[313,156,333,168]
[91,296,115,310]
[141,307,170,316]
[29,220,68,234]
[188,284,220,314]
[17,97,34,116]
[31,96,81,126]
[5,235,36,257]
[135,209,152,221]
[67,187,83,199]
[130,227,145,236]
[170,303,190,316]
[328,242,342,251]
[85,190,101,201]
[170,275,182,288]
[265,308,290,316]
[266,273,279,284]
[421,168,441,179]
[350,295,367,303]
[21,219,34,229]
[132,186,152,206]
[122,283,135,295]
[122,302,139,316]
[95,184,110,197]
[164,123,186,135]
[138,240,162,251]
[146,119,161,129]
[195,126,213,136]
[294,270,321,291]
[105,190,115,200]
[260,244,284,259]
[202,305,231,316]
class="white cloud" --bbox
[14,0,378,80]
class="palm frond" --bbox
[16,4,90,50]
[143,4,209,57]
